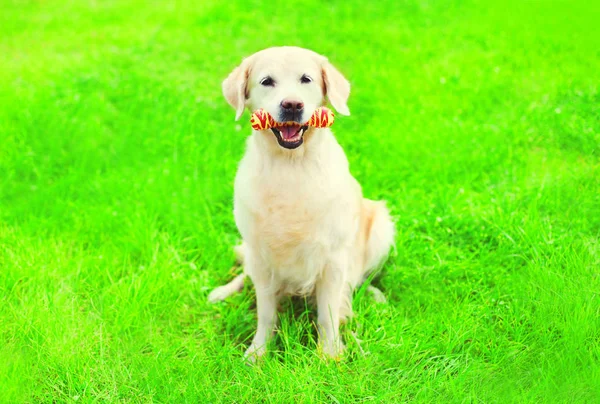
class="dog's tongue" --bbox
[280,125,300,140]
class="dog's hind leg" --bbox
[362,199,395,277]
[233,242,247,265]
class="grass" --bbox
[1,0,599,402]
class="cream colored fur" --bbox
[208,47,395,360]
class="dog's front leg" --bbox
[244,263,277,362]
[316,253,347,359]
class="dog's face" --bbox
[223,47,350,150]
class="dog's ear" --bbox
[322,60,351,116]
[222,57,252,121]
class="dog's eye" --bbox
[300,74,312,84]
[260,77,275,87]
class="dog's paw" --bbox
[318,339,346,361]
[244,344,267,364]
[366,285,387,303]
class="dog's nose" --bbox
[280,99,304,112]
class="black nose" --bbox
[280,99,304,113]
[280,99,304,122]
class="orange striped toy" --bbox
[250,107,334,131]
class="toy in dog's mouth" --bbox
[270,124,309,149]
[250,107,334,150]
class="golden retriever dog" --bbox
[208,46,395,361]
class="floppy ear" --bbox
[322,60,351,116]
[222,58,251,120]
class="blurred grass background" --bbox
[1,0,599,402]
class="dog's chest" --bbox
[236,166,357,293]
[254,177,340,254]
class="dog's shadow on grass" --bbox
[215,289,320,351]
[215,273,386,360]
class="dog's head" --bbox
[222,46,350,150]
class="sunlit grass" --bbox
[1,0,599,402]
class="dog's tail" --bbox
[207,242,248,303]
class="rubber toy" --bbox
[250,107,334,131]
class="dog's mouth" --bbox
[270,124,309,150]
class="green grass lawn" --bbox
[1,0,599,402]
